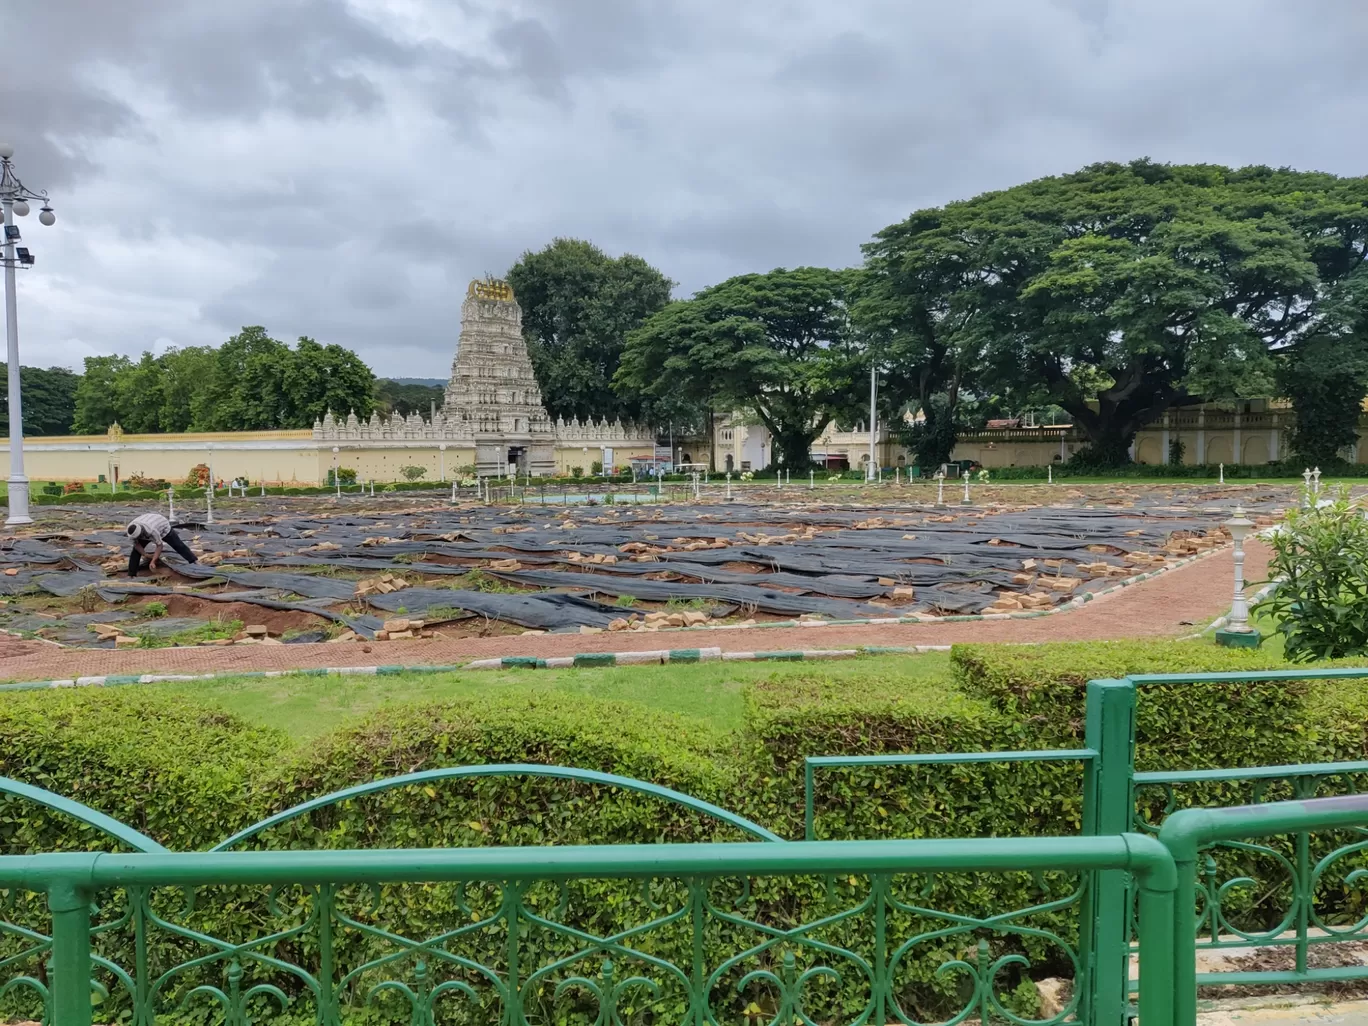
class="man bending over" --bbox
[125,512,198,577]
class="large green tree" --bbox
[68,331,376,434]
[71,355,131,434]
[0,364,79,436]
[507,238,674,423]
[617,267,861,470]
[284,337,377,426]
[865,160,1368,465]
[1281,265,1368,465]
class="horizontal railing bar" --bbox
[1136,760,1368,785]
[0,834,1170,890]
[1128,669,1368,685]
[1195,966,1368,986]
[806,749,1096,769]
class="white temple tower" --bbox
[442,279,556,477]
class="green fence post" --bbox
[48,881,93,1026]
[1083,680,1137,1026]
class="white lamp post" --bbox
[1215,504,1260,647]
[204,443,215,524]
[439,443,446,483]
[1312,466,1322,497]
[332,446,340,498]
[1,145,57,526]
[1302,467,1313,507]
[961,470,971,505]
[934,471,946,507]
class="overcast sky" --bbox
[3,0,1366,378]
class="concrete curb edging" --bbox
[0,644,954,692]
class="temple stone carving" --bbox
[442,279,556,476]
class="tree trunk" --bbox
[1057,363,1189,467]
[772,428,818,471]
[706,402,716,473]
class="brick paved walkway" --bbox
[0,541,1271,681]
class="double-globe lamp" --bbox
[1,143,57,526]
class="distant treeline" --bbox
[0,328,441,436]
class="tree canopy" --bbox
[0,364,79,436]
[863,160,1368,465]
[68,329,375,435]
[618,267,860,469]
[507,238,674,424]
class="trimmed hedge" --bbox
[5,644,1368,1022]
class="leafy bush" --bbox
[6,648,1368,1022]
[326,467,358,486]
[399,465,428,482]
[1258,489,1368,660]
[41,481,62,496]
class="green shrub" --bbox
[6,650,1368,1022]
[949,639,1349,767]
[1257,490,1368,660]
[0,690,280,855]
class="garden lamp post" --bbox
[934,470,945,507]
[1215,504,1260,648]
[1312,466,1322,497]
[439,443,446,483]
[1,144,57,526]
[204,443,214,525]
[961,470,971,505]
[1302,467,1312,507]
[332,446,340,498]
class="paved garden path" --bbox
[0,540,1272,681]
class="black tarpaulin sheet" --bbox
[484,568,909,618]
[362,588,623,630]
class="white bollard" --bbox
[1219,462,1225,485]
[962,470,971,505]
[167,488,175,522]
[1048,464,1053,484]
[726,472,732,500]
[809,469,814,489]
[451,481,457,502]
[935,474,945,506]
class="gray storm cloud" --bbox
[1,0,1364,375]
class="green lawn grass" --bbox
[146,652,955,742]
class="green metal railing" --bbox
[1161,793,1368,1026]
[6,669,1368,1025]
[0,835,1179,1026]
[802,667,1368,1018]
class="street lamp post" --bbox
[1215,505,1260,648]
[0,145,57,526]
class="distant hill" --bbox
[382,377,445,387]
[374,378,445,417]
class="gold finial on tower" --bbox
[467,278,515,302]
